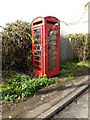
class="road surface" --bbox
[50,89,89,119]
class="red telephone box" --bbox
[32,16,60,77]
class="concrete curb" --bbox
[36,84,90,120]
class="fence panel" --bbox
[60,36,77,62]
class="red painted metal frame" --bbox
[32,26,43,76]
[32,16,60,77]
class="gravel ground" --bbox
[51,89,89,119]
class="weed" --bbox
[2,73,54,102]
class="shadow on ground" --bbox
[37,77,89,95]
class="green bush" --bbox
[2,73,55,102]
[2,20,32,71]
[66,33,90,61]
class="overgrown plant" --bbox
[2,20,32,70]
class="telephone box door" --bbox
[46,23,60,76]
[32,26,43,76]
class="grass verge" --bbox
[60,59,89,77]
[54,59,89,82]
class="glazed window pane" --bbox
[34,29,40,34]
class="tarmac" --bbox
[2,74,90,119]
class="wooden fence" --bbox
[60,36,77,62]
